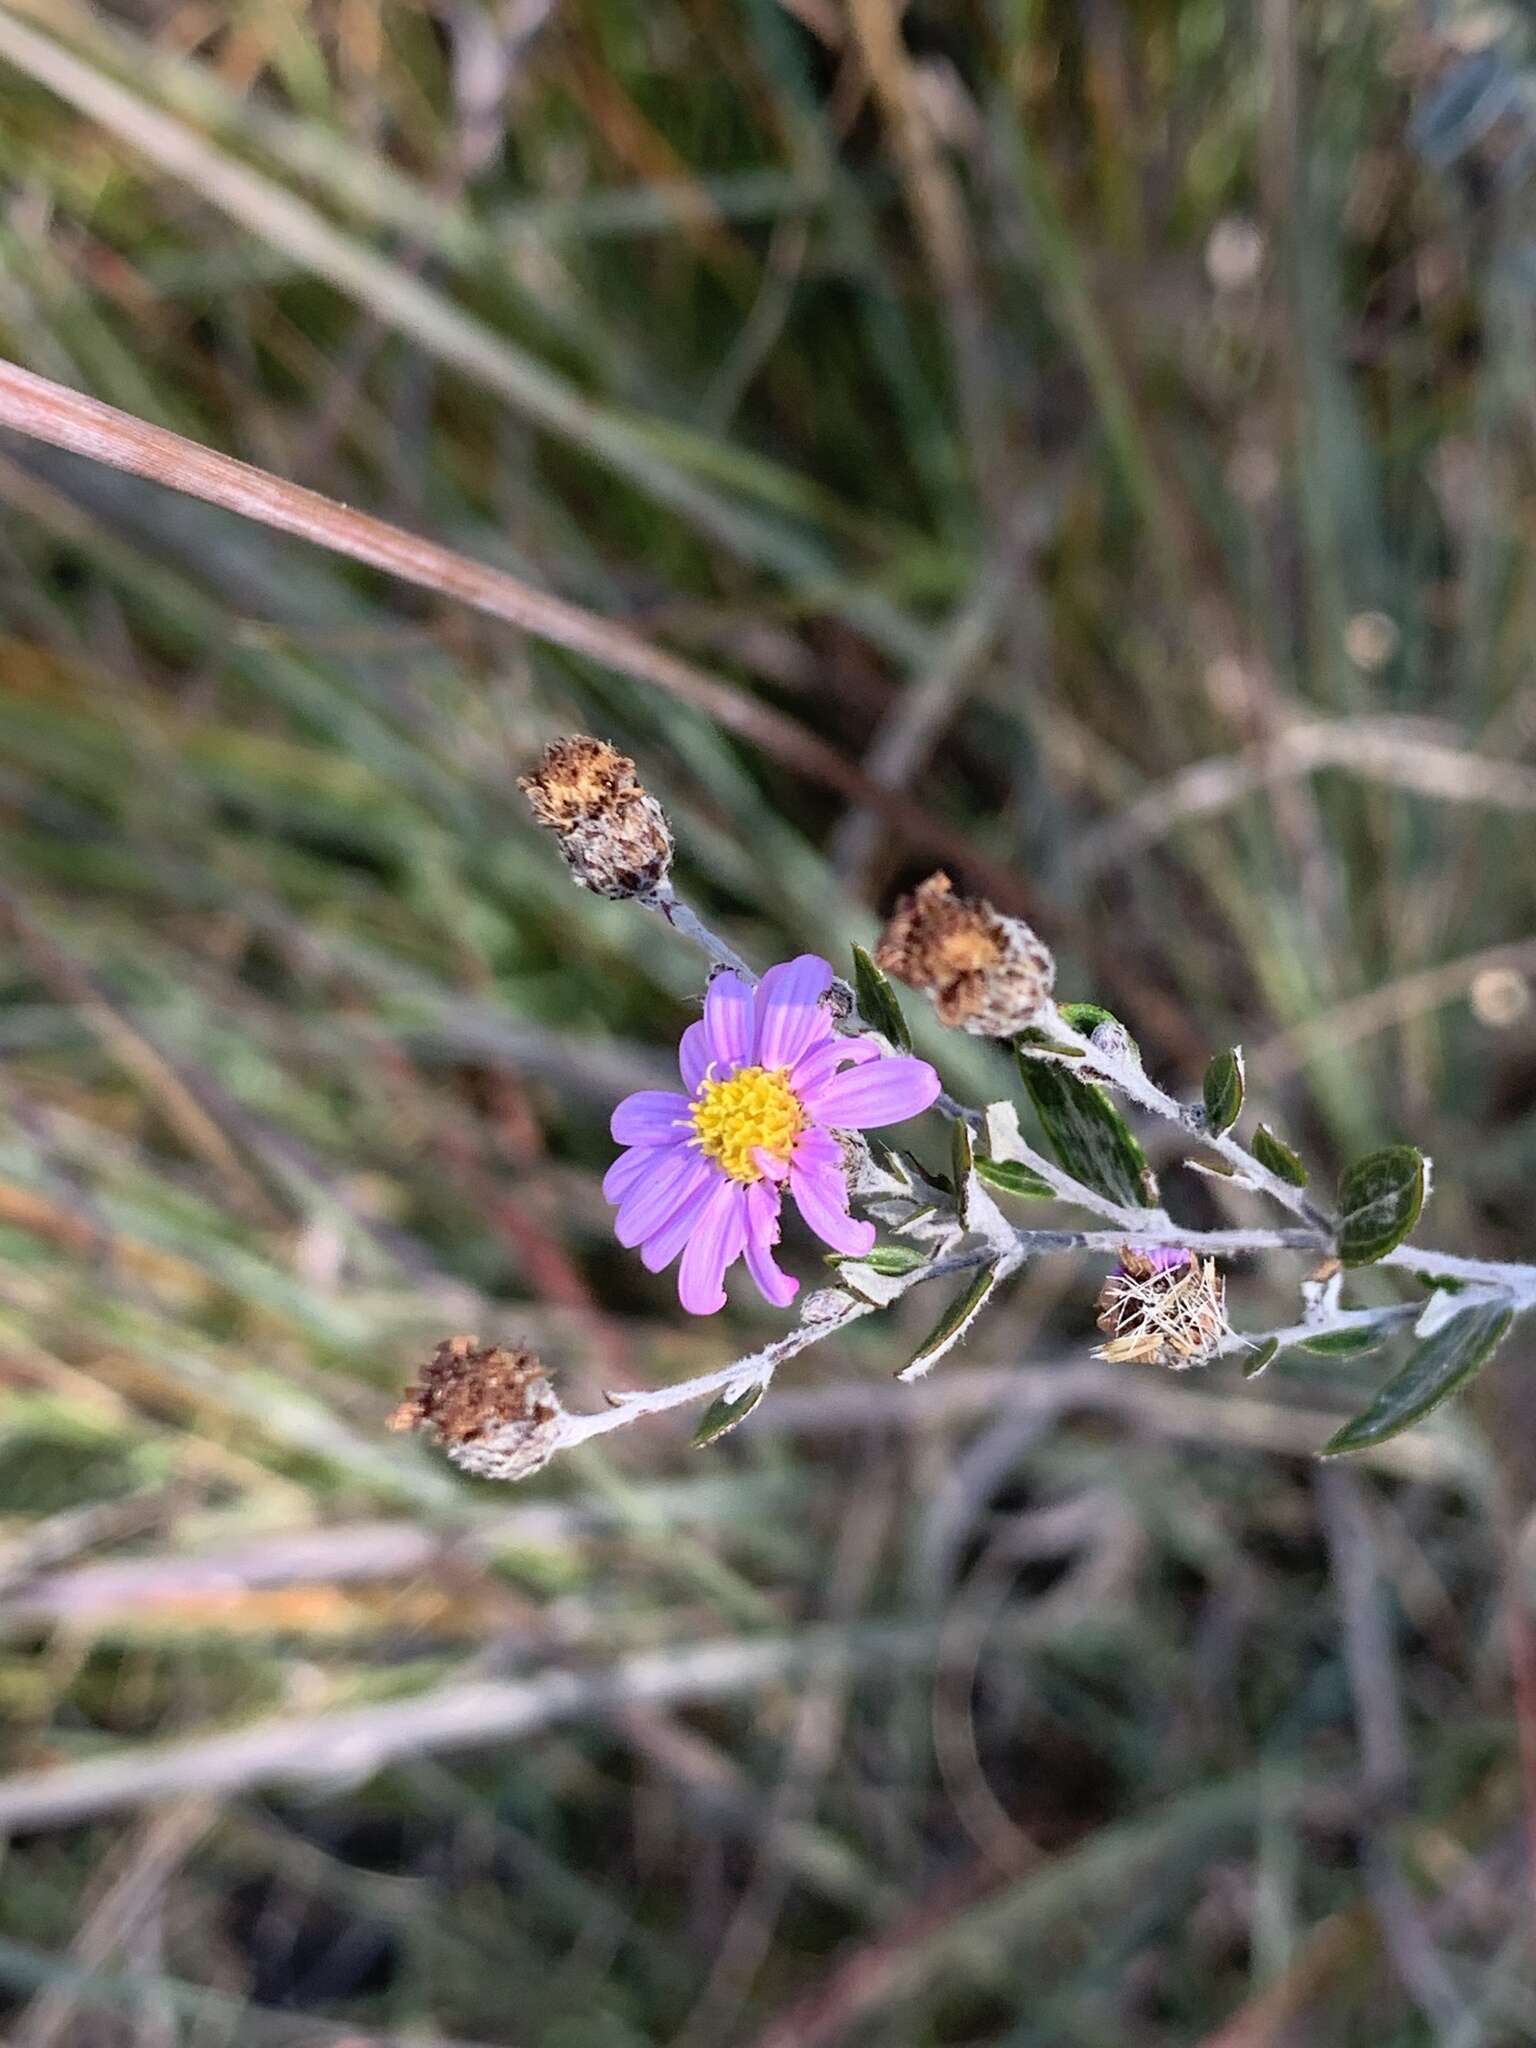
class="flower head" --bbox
[519,735,673,900]
[873,872,1054,1037]
[607,954,941,1314]
[389,1335,566,1480]
[1094,1247,1229,1369]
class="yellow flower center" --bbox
[690,1065,804,1182]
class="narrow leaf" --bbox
[1242,1336,1281,1379]
[1058,1001,1122,1036]
[1322,1302,1513,1456]
[1299,1327,1386,1358]
[974,1154,1054,1200]
[1016,1049,1158,1209]
[844,1243,928,1276]
[1253,1123,1308,1187]
[1015,1025,1085,1057]
[897,1264,999,1381]
[1202,1048,1245,1136]
[851,944,911,1053]
[692,1382,766,1447]
[1336,1146,1426,1267]
[1060,1002,1141,1070]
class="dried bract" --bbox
[873,872,1054,1036]
[1094,1247,1229,1369]
[389,1335,566,1481]
[519,735,673,899]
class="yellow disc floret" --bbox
[690,1065,804,1182]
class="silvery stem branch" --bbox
[1046,1008,1335,1233]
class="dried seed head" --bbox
[389,1335,566,1481]
[873,872,1054,1036]
[1093,1248,1229,1370]
[519,735,673,900]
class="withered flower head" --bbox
[873,872,1054,1037]
[519,735,673,900]
[1094,1247,1229,1370]
[389,1335,565,1481]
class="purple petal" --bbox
[744,1180,798,1308]
[704,972,755,1072]
[611,1090,692,1147]
[800,1056,941,1131]
[602,1146,654,1206]
[677,1177,749,1314]
[615,1143,708,1248]
[639,1160,720,1271]
[679,1021,711,1094]
[792,1125,843,1175]
[790,1159,875,1257]
[788,1035,879,1100]
[754,954,835,1068]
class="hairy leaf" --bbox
[851,944,912,1053]
[1299,1326,1386,1357]
[1322,1302,1513,1456]
[1253,1123,1308,1187]
[1242,1336,1280,1379]
[897,1264,999,1381]
[843,1242,928,1277]
[1202,1048,1245,1136]
[1336,1145,1426,1267]
[974,1154,1055,1200]
[692,1381,766,1447]
[1016,1050,1157,1209]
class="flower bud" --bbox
[389,1335,565,1481]
[1094,1248,1229,1369]
[519,735,674,900]
[873,872,1054,1036]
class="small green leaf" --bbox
[692,1382,766,1447]
[1321,1302,1513,1456]
[1336,1146,1426,1267]
[1300,1327,1386,1358]
[851,945,911,1053]
[841,1243,928,1276]
[974,1154,1054,1200]
[1060,1001,1142,1067]
[1016,1048,1158,1210]
[898,1263,999,1381]
[1202,1048,1245,1136]
[1253,1123,1309,1187]
[1242,1336,1281,1379]
[1015,1025,1085,1057]
[1058,1001,1120,1035]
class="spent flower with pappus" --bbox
[1094,1246,1230,1369]
[874,871,1054,1037]
[606,955,940,1313]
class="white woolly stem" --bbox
[646,885,756,980]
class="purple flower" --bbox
[1116,1245,1189,1275]
[605,955,941,1314]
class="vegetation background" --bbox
[0,0,1534,2041]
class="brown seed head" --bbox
[519,735,673,900]
[873,872,1054,1036]
[1093,1250,1229,1370]
[390,1335,565,1481]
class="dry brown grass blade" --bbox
[0,356,1049,911]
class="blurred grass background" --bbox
[0,0,1535,2041]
